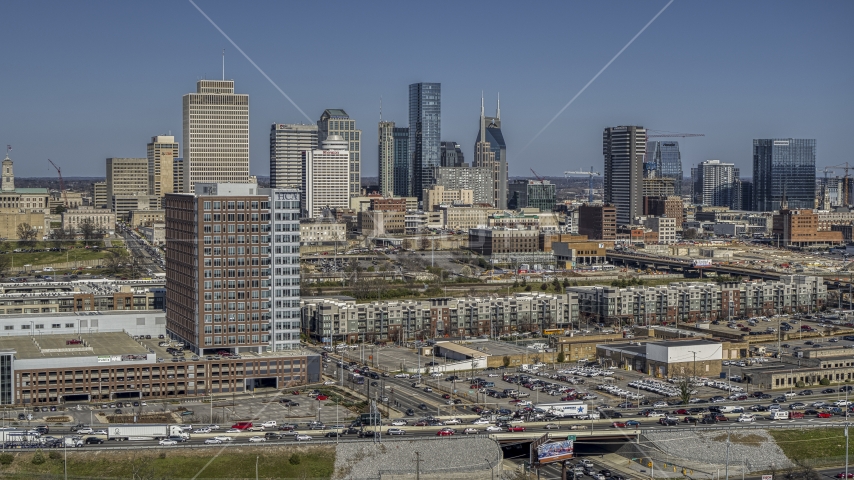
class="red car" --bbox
[835,473,854,479]
[611,422,627,428]
[506,426,526,432]
[316,395,328,401]
[715,414,728,422]
[673,409,689,415]
[414,420,428,427]
[442,394,451,399]
[436,429,455,436]
[817,412,833,418]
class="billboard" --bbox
[692,259,712,268]
[537,439,574,465]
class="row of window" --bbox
[203,201,268,210]
[3,323,75,331]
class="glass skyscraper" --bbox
[752,139,816,211]
[646,141,683,196]
[409,83,441,201]
[392,127,410,197]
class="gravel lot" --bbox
[643,428,792,471]
[333,436,501,479]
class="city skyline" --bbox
[0,1,851,180]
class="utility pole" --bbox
[415,452,421,480]
[724,428,731,480]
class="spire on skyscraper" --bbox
[496,92,500,120]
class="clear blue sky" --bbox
[1,0,852,179]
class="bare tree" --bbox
[401,238,413,251]
[0,255,11,278]
[78,219,98,246]
[16,222,38,247]
[104,249,128,275]
[419,236,432,251]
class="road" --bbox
[118,225,164,274]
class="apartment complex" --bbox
[692,159,739,207]
[302,293,577,342]
[269,123,318,190]
[318,110,361,197]
[569,275,827,325]
[424,185,473,211]
[182,80,250,192]
[164,183,301,355]
[429,166,494,206]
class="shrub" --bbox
[289,453,301,465]
[795,381,805,388]
[31,450,45,465]
[820,378,831,386]
[48,451,61,460]
[0,453,13,465]
[159,452,166,459]
[557,352,566,364]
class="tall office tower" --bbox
[165,183,301,354]
[302,135,350,218]
[409,83,441,201]
[317,110,361,197]
[508,180,556,212]
[474,95,508,209]
[147,135,179,207]
[270,123,318,189]
[732,178,753,211]
[106,157,153,217]
[92,181,107,208]
[603,126,646,226]
[392,127,410,197]
[378,121,395,197]
[692,159,739,207]
[182,80,250,192]
[440,141,465,167]
[753,138,816,211]
[646,141,683,196]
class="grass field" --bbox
[769,427,852,461]
[0,445,336,479]
[2,240,116,269]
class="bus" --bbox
[543,329,566,336]
[348,373,365,385]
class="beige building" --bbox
[129,209,165,227]
[359,210,405,236]
[147,135,178,206]
[0,211,47,241]
[644,216,677,244]
[442,206,491,230]
[182,80,250,192]
[425,185,474,211]
[61,208,116,234]
[140,222,165,246]
[92,182,107,209]
[300,219,346,245]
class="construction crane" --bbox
[47,159,68,208]
[564,166,601,203]
[824,162,851,205]
[646,130,706,139]
[530,168,545,182]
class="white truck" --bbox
[108,424,189,441]
[534,402,588,418]
[0,430,42,445]
[63,437,84,448]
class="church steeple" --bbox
[1,153,14,192]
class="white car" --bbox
[431,372,442,377]
[93,430,107,435]
[472,418,491,425]
[463,428,480,434]
[295,434,312,441]
[485,426,503,432]
[193,427,211,434]
[835,400,852,407]
[214,436,233,442]
[394,373,410,378]
[76,428,93,435]
[488,373,500,377]
[391,419,408,426]
[386,428,406,435]
[159,439,177,446]
[261,421,277,428]
[204,438,223,444]
[443,418,462,425]
[737,414,755,423]
[226,428,242,433]
[208,424,220,430]
[653,401,668,408]
[323,381,336,386]
[248,436,266,443]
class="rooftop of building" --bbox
[0,279,165,298]
[0,332,149,360]
[649,339,722,348]
[598,342,647,357]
